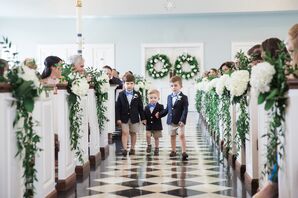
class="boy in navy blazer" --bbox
[116,74,146,156]
[159,76,189,161]
[144,89,165,155]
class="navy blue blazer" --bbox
[160,92,189,125]
[116,90,145,124]
[144,103,165,131]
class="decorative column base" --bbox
[45,189,57,198]
[75,160,90,180]
[89,151,101,169]
[244,172,259,196]
[100,145,110,160]
[56,172,76,192]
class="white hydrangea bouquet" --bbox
[135,75,152,103]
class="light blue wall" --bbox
[0,12,297,74]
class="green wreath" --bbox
[146,54,172,79]
[174,54,199,79]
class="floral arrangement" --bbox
[226,70,250,97]
[86,67,110,130]
[6,61,43,198]
[251,43,289,179]
[61,64,89,163]
[174,54,199,80]
[135,75,151,104]
[146,54,172,79]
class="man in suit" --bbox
[159,76,189,161]
[144,89,165,155]
[116,74,146,156]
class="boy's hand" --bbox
[179,121,185,127]
[142,120,147,125]
[117,120,122,126]
[155,112,159,118]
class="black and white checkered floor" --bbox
[72,113,251,198]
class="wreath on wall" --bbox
[146,54,172,79]
[174,54,199,79]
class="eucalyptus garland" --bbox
[7,65,42,198]
[146,54,171,79]
[174,54,199,80]
[234,96,250,153]
[62,64,89,164]
[86,67,109,130]
[221,89,232,156]
[257,44,289,179]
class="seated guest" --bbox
[41,56,63,85]
[208,68,218,79]
[219,61,235,75]
[69,55,85,74]
[112,68,120,78]
[0,59,9,80]
[286,23,298,78]
[248,44,263,66]
[103,65,123,89]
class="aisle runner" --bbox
[78,114,246,198]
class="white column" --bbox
[88,89,100,157]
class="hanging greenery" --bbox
[251,43,290,179]
[6,62,43,198]
[86,67,110,130]
[61,64,89,163]
[174,54,199,80]
[221,89,232,156]
[146,54,172,79]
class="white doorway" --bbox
[141,43,204,112]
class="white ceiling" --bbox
[0,0,298,18]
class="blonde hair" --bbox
[170,75,182,86]
[148,89,160,98]
[289,24,298,64]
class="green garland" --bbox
[86,68,109,130]
[235,96,250,153]
[146,54,171,79]
[258,44,289,179]
[7,65,42,198]
[174,54,199,80]
[61,64,87,164]
[221,89,232,156]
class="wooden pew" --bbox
[279,79,298,198]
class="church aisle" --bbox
[73,112,251,198]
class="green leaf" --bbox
[258,93,266,105]
[24,98,34,112]
[266,88,278,100]
[265,99,274,111]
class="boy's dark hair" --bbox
[103,65,112,71]
[247,44,263,62]
[170,75,182,86]
[124,74,135,82]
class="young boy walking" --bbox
[116,74,146,156]
[144,89,165,156]
[160,76,189,161]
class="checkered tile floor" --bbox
[74,113,250,198]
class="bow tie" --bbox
[172,93,178,98]
[148,103,156,108]
[126,91,133,96]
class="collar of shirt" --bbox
[125,90,134,96]
[148,103,156,108]
[171,92,181,98]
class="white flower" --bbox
[156,73,160,77]
[251,62,276,94]
[19,66,40,88]
[216,74,230,96]
[101,82,110,93]
[191,72,195,77]
[190,57,193,61]
[134,85,140,91]
[162,59,165,63]
[150,60,153,63]
[68,73,75,80]
[154,59,158,63]
[226,70,250,97]
[207,78,218,92]
[71,77,89,96]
